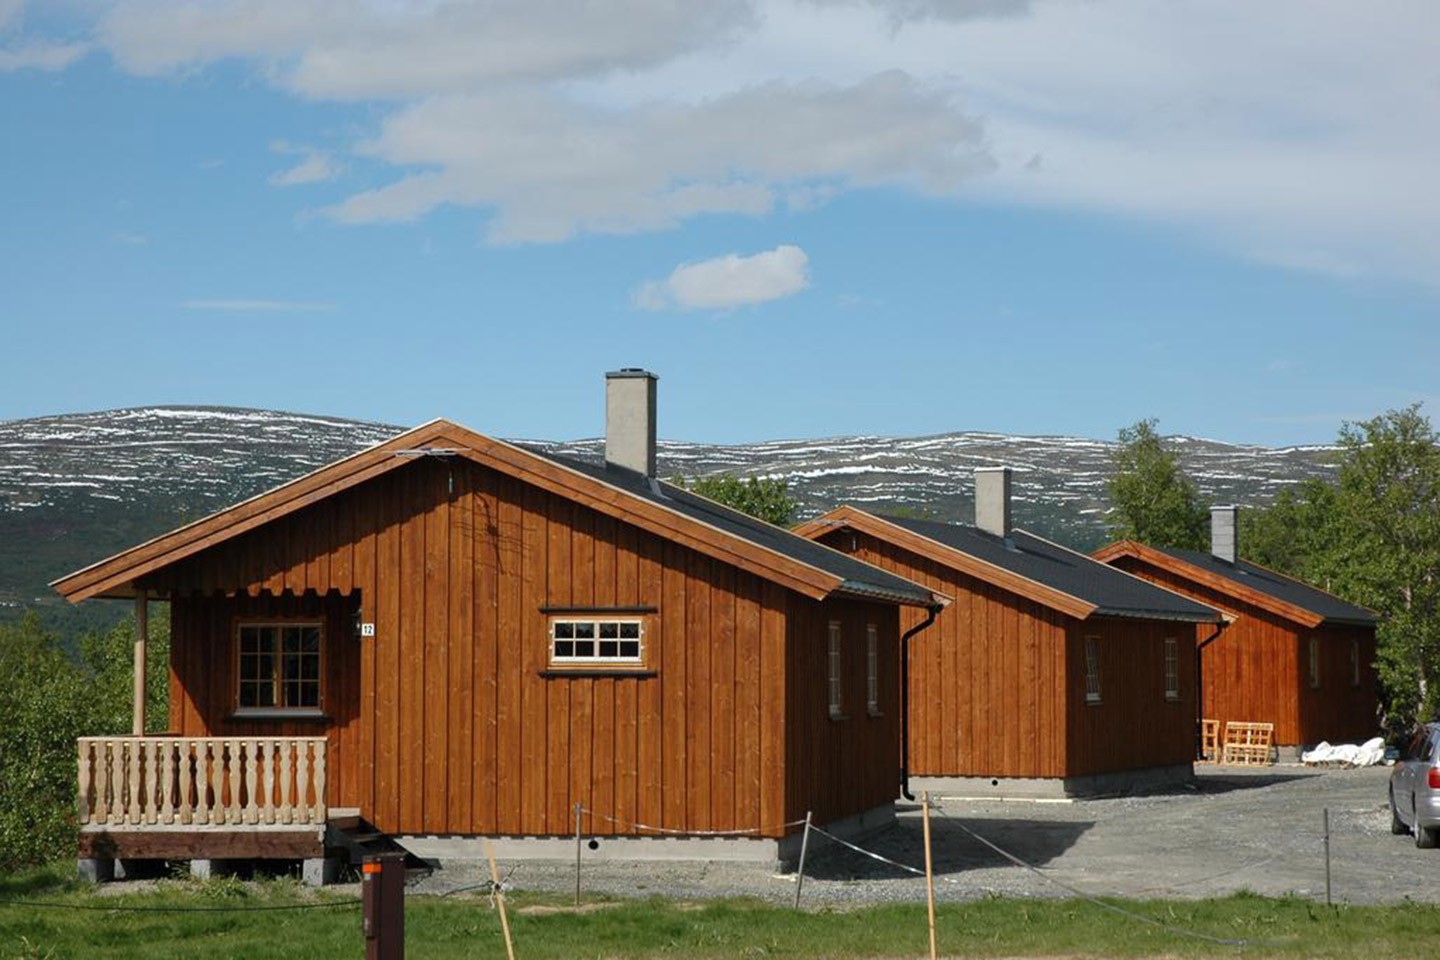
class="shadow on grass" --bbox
[800,816,1094,881]
[0,862,77,897]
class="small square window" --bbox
[237,622,322,711]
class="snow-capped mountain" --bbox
[0,406,1339,609]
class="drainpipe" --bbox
[900,603,943,801]
[1195,619,1229,759]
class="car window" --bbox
[1404,731,1429,761]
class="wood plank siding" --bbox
[147,456,902,838]
[1105,556,1378,746]
[815,528,1196,778]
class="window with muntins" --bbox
[1308,636,1321,689]
[828,621,844,719]
[1084,636,1101,705]
[238,622,322,711]
[866,623,881,716]
[549,617,643,666]
[1163,637,1180,702]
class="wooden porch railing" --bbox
[77,737,328,828]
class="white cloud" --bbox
[635,244,810,311]
[268,141,342,186]
[324,72,990,243]
[181,299,336,312]
[0,40,86,72]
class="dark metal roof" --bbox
[876,515,1223,623]
[525,449,938,607]
[1144,545,1380,626]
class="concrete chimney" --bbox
[1211,505,1239,564]
[605,369,658,478]
[974,467,1013,539]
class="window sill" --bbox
[229,708,330,722]
[828,712,850,722]
[539,669,657,679]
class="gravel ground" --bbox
[410,765,1440,906]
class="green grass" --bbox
[2,865,1438,959]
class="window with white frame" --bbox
[1351,638,1361,687]
[238,622,322,711]
[866,623,881,716]
[1084,635,1102,705]
[1308,636,1321,689]
[828,621,845,719]
[549,617,643,666]
[1163,637,1180,702]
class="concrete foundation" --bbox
[302,856,343,887]
[77,857,113,883]
[397,803,897,869]
[911,763,1195,800]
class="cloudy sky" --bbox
[1,0,1436,445]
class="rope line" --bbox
[0,895,360,914]
[579,807,807,837]
[806,825,927,877]
[928,802,1251,948]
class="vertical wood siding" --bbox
[1106,557,1379,746]
[1062,617,1198,776]
[815,529,1070,779]
[150,457,903,837]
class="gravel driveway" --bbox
[425,765,1440,906]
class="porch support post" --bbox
[133,591,147,736]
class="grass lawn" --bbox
[2,864,1437,959]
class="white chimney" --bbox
[1211,505,1238,564]
[605,369,658,478]
[974,467,1013,539]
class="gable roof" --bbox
[51,419,938,608]
[1091,541,1379,628]
[794,506,1221,623]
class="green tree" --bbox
[1104,418,1209,549]
[1239,477,1339,582]
[0,609,169,870]
[1324,405,1440,724]
[674,474,798,526]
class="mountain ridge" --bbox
[1,405,1340,618]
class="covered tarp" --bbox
[1301,737,1386,767]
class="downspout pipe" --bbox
[1195,619,1229,759]
[900,603,943,801]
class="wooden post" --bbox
[922,791,938,960]
[794,810,813,910]
[133,592,148,736]
[574,802,583,907]
[1323,807,1332,906]
[362,851,406,960]
[485,841,517,960]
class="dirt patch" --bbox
[517,901,624,916]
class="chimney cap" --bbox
[606,368,658,380]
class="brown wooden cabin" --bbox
[1093,507,1380,751]
[794,468,1225,796]
[54,370,941,877]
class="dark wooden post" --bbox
[363,851,406,960]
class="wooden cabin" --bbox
[1093,507,1380,753]
[794,468,1225,796]
[55,370,941,880]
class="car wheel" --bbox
[1391,791,1409,835]
[1417,823,1439,849]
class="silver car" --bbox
[1391,722,1440,848]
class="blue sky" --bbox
[1,1,1436,446]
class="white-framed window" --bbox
[1163,637,1180,702]
[238,621,322,711]
[866,622,881,716]
[549,617,644,666]
[1084,635,1102,705]
[828,621,845,719]
[1308,636,1321,689]
[1351,638,1361,688]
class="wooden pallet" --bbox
[1220,721,1275,766]
[1199,719,1221,763]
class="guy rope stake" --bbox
[485,840,516,960]
[922,791,938,960]
[1323,807,1332,906]
[794,810,813,910]
[575,802,583,907]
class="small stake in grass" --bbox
[794,810,813,910]
[485,840,517,960]
[922,791,938,960]
[1323,806,1332,906]
[575,802,583,907]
